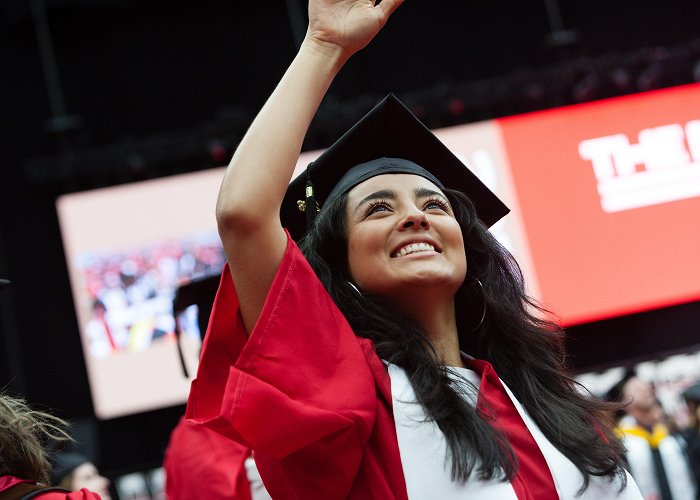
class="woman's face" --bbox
[68,462,111,499]
[345,173,467,300]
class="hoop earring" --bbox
[466,278,486,332]
[347,281,363,296]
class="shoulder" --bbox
[35,488,102,499]
[0,483,97,500]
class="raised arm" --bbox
[216,0,404,333]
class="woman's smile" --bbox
[391,239,441,258]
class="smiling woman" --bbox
[184,0,644,498]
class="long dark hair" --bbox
[299,187,627,491]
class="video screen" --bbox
[57,169,227,418]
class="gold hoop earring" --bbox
[347,281,363,296]
[466,278,486,332]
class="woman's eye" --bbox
[367,203,389,215]
[363,200,391,218]
[424,198,450,211]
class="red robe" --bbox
[163,416,253,500]
[186,232,560,499]
[186,232,408,499]
[0,476,101,499]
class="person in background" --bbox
[618,375,697,500]
[679,381,700,496]
[0,392,102,499]
[163,416,271,500]
[51,452,111,500]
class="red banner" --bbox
[498,83,700,324]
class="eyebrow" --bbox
[354,189,396,214]
[353,187,448,214]
[414,187,446,200]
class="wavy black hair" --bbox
[299,187,627,492]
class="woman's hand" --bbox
[306,0,404,59]
[217,0,404,335]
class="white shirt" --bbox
[387,363,643,499]
[622,428,697,500]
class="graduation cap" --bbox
[603,368,637,403]
[172,274,220,378]
[682,381,700,403]
[50,451,90,485]
[281,93,509,241]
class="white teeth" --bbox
[395,243,435,257]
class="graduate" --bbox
[186,0,643,497]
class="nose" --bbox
[399,209,430,231]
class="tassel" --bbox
[305,169,318,229]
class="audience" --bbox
[679,381,700,494]
[617,375,697,500]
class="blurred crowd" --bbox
[606,373,700,500]
[77,234,225,358]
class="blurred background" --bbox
[2,0,700,498]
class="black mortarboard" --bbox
[603,368,636,402]
[280,94,509,241]
[172,274,220,378]
[683,381,700,403]
[50,451,90,485]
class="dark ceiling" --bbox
[4,0,699,161]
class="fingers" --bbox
[376,0,405,19]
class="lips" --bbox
[392,241,439,258]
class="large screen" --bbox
[56,83,700,419]
[57,170,225,418]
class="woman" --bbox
[680,382,700,489]
[186,0,641,498]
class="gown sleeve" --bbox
[186,231,377,497]
[164,416,252,500]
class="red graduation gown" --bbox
[0,476,101,499]
[186,231,409,499]
[163,416,253,500]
